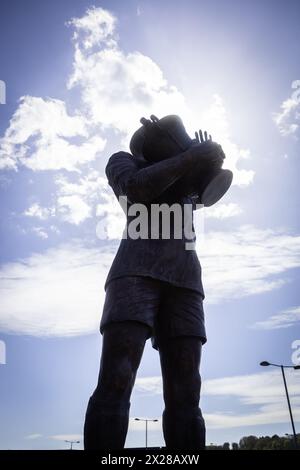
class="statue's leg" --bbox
[158,335,206,450]
[84,320,150,450]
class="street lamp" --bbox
[134,418,158,448]
[65,440,80,450]
[260,361,299,449]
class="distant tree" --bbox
[208,433,300,450]
[206,444,223,450]
[239,433,300,450]
[255,436,269,450]
[269,435,281,450]
[239,435,258,450]
[283,437,293,450]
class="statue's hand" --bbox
[195,129,212,144]
[186,129,225,169]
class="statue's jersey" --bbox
[104,151,205,297]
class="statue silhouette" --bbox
[84,115,232,450]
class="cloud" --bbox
[25,434,43,440]
[135,369,300,429]
[197,225,300,303]
[0,5,253,238]
[0,226,299,336]
[273,80,300,136]
[0,241,113,336]
[134,376,162,396]
[95,191,126,240]
[67,7,117,50]
[49,225,60,235]
[50,434,82,442]
[197,95,254,186]
[31,226,49,239]
[203,370,300,429]
[66,7,253,186]
[55,171,107,200]
[55,170,110,225]
[67,8,187,141]
[24,203,55,220]
[23,171,112,227]
[57,195,92,225]
[204,203,242,219]
[18,224,60,239]
[251,306,300,330]
[0,96,106,171]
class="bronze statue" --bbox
[84,115,232,450]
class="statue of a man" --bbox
[84,115,231,450]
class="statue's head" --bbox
[129,114,233,207]
[129,115,193,162]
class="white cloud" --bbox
[24,203,55,220]
[25,434,43,440]
[0,96,106,171]
[202,371,300,403]
[135,369,300,429]
[0,5,253,198]
[67,7,117,50]
[17,223,60,239]
[49,225,60,235]
[55,170,110,225]
[21,169,115,229]
[23,171,115,228]
[196,95,254,186]
[21,172,116,230]
[251,306,300,330]
[32,227,49,239]
[0,226,299,337]
[134,376,162,396]
[95,192,126,240]
[55,171,107,199]
[57,195,92,225]
[203,370,300,429]
[67,7,253,187]
[204,203,242,219]
[67,31,187,141]
[0,241,112,336]
[197,225,300,303]
[273,80,300,136]
[24,133,105,172]
[50,434,82,442]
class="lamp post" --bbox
[260,361,300,449]
[65,440,80,450]
[134,418,158,448]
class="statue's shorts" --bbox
[100,276,206,350]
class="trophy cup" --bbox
[129,114,233,206]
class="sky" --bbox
[0,0,300,449]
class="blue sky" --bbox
[0,0,300,449]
